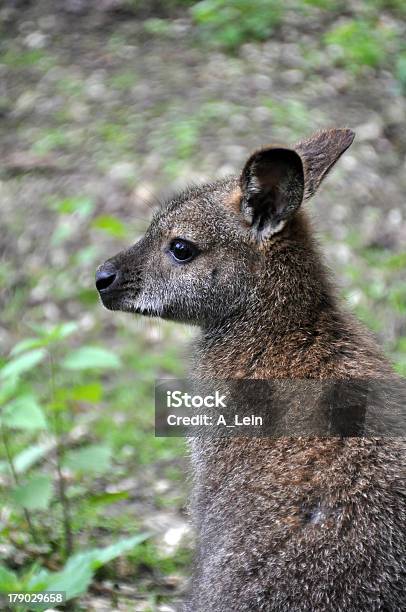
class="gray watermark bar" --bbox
[155,378,406,437]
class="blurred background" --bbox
[0,1,405,610]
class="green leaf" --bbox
[13,443,54,474]
[0,349,47,380]
[62,346,121,370]
[28,562,93,602]
[71,383,102,403]
[12,474,53,510]
[52,196,94,218]
[0,565,21,591]
[86,533,149,567]
[2,396,47,430]
[10,337,46,356]
[27,534,149,601]
[10,324,78,357]
[0,377,20,406]
[92,215,127,238]
[63,444,112,474]
[87,491,129,506]
[47,321,79,342]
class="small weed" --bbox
[191,0,285,50]
[324,18,396,73]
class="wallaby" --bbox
[96,128,405,611]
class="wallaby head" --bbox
[96,128,354,328]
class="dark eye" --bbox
[169,239,198,263]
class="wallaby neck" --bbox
[196,212,382,380]
[197,310,340,379]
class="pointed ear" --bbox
[295,128,355,200]
[240,147,304,240]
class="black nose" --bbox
[96,262,118,292]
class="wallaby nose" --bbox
[95,262,118,292]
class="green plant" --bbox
[0,534,148,611]
[0,323,149,605]
[191,0,285,50]
[324,18,396,72]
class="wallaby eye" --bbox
[169,239,198,263]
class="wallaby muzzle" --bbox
[96,239,145,312]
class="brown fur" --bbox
[97,128,405,611]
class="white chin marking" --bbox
[132,295,163,316]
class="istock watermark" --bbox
[156,379,264,436]
[155,378,406,438]
[166,390,227,409]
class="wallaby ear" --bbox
[240,147,305,240]
[295,128,355,200]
